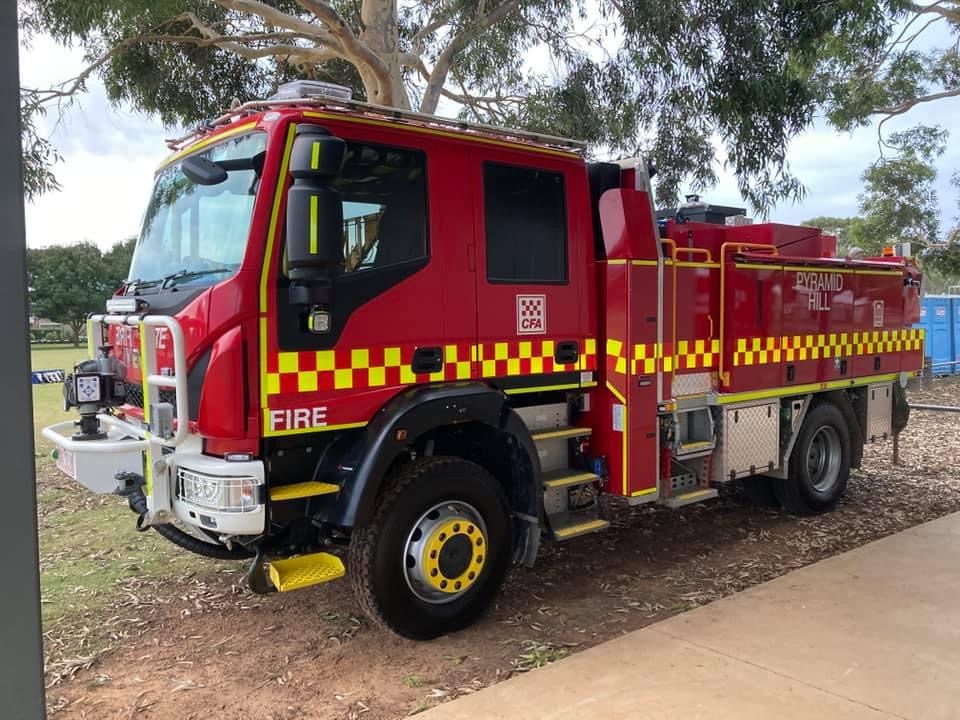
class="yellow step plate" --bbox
[543,469,600,489]
[269,481,339,502]
[532,427,593,441]
[267,552,346,592]
[553,518,610,540]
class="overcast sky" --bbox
[20,33,960,251]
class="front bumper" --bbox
[43,420,267,536]
[42,312,265,538]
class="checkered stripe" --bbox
[734,328,924,367]
[606,339,628,376]
[608,329,920,376]
[266,344,472,395]
[637,340,721,374]
[676,339,721,371]
[631,342,667,374]
[266,338,598,396]
[476,338,596,379]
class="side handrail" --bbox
[673,247,713,263]
[718,243,779,387]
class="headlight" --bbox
[176,468,260,512]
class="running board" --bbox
[549,513,610,541]
[532,427,592,441]
[269,481,339,502]
[267,552,346,592]
[543,468,600,490]
[661,488,718,509]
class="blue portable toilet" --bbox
[924,295,954,374]
[917,301,930,353]
[952,297,960,374]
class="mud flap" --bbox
[892,382,910,435]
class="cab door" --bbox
[470,148,594,394]
[262,120,478,437]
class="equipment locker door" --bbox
[469,148,593,395]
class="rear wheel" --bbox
[773,402,850,514]
[349,457,511,640]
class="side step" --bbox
[269,481,339,502]
[543,468,600,490]
[661,487,718,509]
[550,513,610,541]
[532,426,592,441]
[267,552,346,592]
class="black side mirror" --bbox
[285,127,346,306]
[181,155,228,186]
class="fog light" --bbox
[177,468,261,512]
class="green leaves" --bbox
[19,0,954,216]
[27,239,136,345]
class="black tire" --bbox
[741,475,779,507]
[773,402,851,514]
[348,456,511,640]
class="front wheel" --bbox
[349,457,511,640]
[773,402,851,514]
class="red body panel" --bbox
[110,105,923,497]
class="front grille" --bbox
[124,383,178,415]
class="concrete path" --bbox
[422,512,960,719]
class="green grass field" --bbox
[30,345,217,658]
[30,344,88,448]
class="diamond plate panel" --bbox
[866,383,892,443]
[515,403,568,433]
[714,401,780,482]
[671,372,715,397]
[268,552,346,592]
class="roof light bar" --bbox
[270,81,353,102]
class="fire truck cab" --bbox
[44,81,923,639]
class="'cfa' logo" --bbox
[517,295,546,335]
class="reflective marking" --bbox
[309,194,318,254]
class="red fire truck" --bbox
[44,81,924,639]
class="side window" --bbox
[335,142,428,273]
[484,162,568,283]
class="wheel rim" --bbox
[402,501,488,605]
[806,425,842,492]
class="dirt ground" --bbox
[43,377,960,720]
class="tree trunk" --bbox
[359,0,410,110]
[71,320,84,348]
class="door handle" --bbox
[412,347,443,374]
[555,341,579,365]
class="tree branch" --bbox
[411,3,458,53]
[213,0,338,42]
[419,0,523,113]
[294,0,391,80]
[174,10,343,62]
[909,1,960,23]
[403,52,524,111]
[876,86,960,116]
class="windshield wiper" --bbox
[160,268,232,289]
[122,277,161,293]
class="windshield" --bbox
[128,131,267,289]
